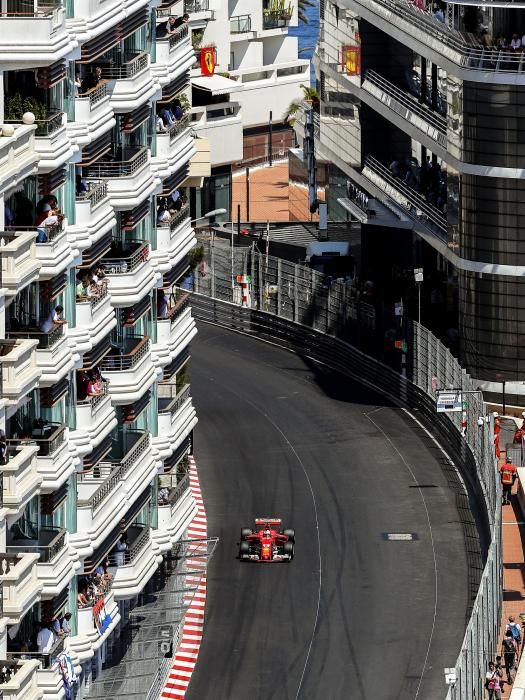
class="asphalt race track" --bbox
[186,323,481,700]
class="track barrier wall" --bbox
[187,241,502,700]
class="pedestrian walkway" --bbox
[497,431,525,698]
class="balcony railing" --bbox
[156,23,190,50]
[31,111,63,137]
[108,525,150,566]
[102,240,149,274]
[6,526,67,563]
[230,14,251,33]
[76,180,108,209]
[263,9,292,29]
[7,323,64,349]
[159,292,191,325]
[159,472,190,507]
[77,278,109,309]
[77,382,109,415]
[363,155,447,238]
[83,146,148,178]
[7,636,64,669]
[167,114,190,142]
[157,204,190,233]
[6,422,66,457]
[362,0,525,74]
[104,51,149,79]
[0,0,61,16]
[184,0,209,10]
[100,336,150,371]
[363,70,446,147]
[158,383,191,415]
[78,80,108,109]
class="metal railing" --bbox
[7,322,64,349]
[77,180,108,209]
[77,382,109,415]
[363,69,447,148]
[100,336,150,372]
[168,114,190,141]
[0,0,61,16]
[77,278,109,310]
[167,204,190,232]
[184,0,209,10]
[7,636,64,669]
[167,24,189,50]
[82,145,148,178]
[363,155,447,238]
[361,0,525,74]
[230,14,251,32]
[158,473,190,507]
[158,383,191,415]
[78,80,108,108]
[6,527,67,563]
[4,110,63,137]
[6,423,66,457]
[158,292,191,324]
[102,240,149,274]
[104,51,149,79]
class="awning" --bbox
[192,74,243,96]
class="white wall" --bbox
[263,35,299,65]
[231,40,263,70]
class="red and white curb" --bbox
[162,456,207,699]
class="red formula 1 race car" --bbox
[239,518,295,562]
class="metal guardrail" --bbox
[83,146,148,178]
[363,155,447,238]
[7,636,64,669]
[77,180,108,209]
[104,52,149,79]
[6,423,66,457]
[168,24,189,50]
[6,110,64,137]
[189,280,500,700]
[359,0,525,74]
[363,69,447,147]
[184,0,209,10]
[158,384,191,415]
[6,527,67,563]
[100,336,150,372]
[167,114,190,142]
[102,240,149,274]
[230,14,251,32]
[78,81,108,108]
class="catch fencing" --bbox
[189,241,501,700]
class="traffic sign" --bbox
[436,390,463,413]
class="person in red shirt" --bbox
[500,457,518,506]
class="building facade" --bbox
[314,0,525,402]
[0,0,208,696]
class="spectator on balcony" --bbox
[77,587,91,607]
[36,207,64,243]
[159,107,175,127]
[0,434,7,465]
[4,203,14,228]
[76,174,88,196]
[158,15,177,37]
[432,5,444,22]
[95,559,113,584]
[158,291,169,318]
[90,265,107,289]
[36,622,55,653]
[87,372,104,397]
[157,198,171,225]
[156,112,168,133]
[76,274,91,299]
[53,613,72,638]
[74,71,82,97]
[77,371,89,401]
[35,195,58,226]
[511,34,522,51]
[171,98,184,121]
[173,13,189,28]
[158,486,170,505]
[81,66,102,93]
[168,190,184,213]
[114,534,128,566]
[40,305,67,333]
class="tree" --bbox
[298,0,316,24]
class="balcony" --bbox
[150,205,195,275]
[83,146,156,210]
[157,472,197,546]
[71,386,117,459]
[0,553,42,623]
[100,336,156,404]
[362,155,447,241]
[153,383,197,460]
[26,111,72,174]
[0,659,42,700]
[0,124,38,194]
[2,444,42,516]
[110,525,162,599]
[105,52,157,113]
[34,219,75,277]
[0,339,41,407]
[152,115,195,181]
[7,324,74,387]
[72,180,116,252]
[352,0,525,81]
[68,0,123,41]
[0,230,41,298]
[0,1,75,68]
[101,239,157,306]
[152,23,194,87]
[75,432,156,557]
[72,588,120,661]
[70,284,117,356]
[6,526,76,598]
[262,9,291,30]
[70,80,115,146]
[230,14,252,34]
[152,293,197,367]
[190,102,243,166]
[7,423,74,493]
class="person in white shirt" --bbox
[36,623,55,653]
[511,34,522,50]
[40,306,66,333]
[114,534,128,566]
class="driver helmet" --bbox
[264,529,271,538]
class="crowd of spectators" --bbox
[4,193,65,243]
[75,265,107,301]
[77,564,114,609]
[388,156,447,213]
[156,13,189,38]
[77,368,108,401]
[156,190,186,224]
[156,98,186,133]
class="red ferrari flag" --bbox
[341,45,361,76]
[200,47,215,76]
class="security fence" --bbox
[189,240,501,700]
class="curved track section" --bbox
[187,324,478,700]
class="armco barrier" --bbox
[190,292,501,700]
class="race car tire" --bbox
[283,528,295,541]
[241,528,252,539]
[283,541,294,560]
[239,542,250,558]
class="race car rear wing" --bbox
[255,518,282,529]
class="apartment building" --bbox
[314,0,525,403]
[0,0,207,696]
[170,0,310,217]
